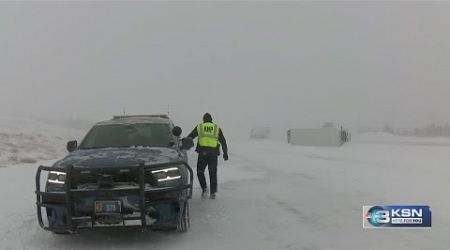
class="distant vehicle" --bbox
[35,115,194,233]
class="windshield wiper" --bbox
[78,146,102,150]
[79,145,165,150]
[79,145,138,150]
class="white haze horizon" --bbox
[1,2,450,138]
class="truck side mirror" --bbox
[67,140,78,152]
[172,126,182,137]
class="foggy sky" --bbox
[1,2,450,137]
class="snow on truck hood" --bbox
[53,147,183,169]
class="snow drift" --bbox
[0,117,84,167]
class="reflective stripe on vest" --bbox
[197,122,219,148]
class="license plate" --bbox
[95,200,121,214]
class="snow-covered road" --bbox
[1,134,450,250]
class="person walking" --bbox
[187,113,228,199]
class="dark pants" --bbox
[197,152,218,194]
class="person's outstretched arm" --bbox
[218,129,228,161]
[187,127,198,139]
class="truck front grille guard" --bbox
[35,161,193,231]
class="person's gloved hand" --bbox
[223,153,229,161]
[181,137,194,150]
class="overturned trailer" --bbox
[287,127,348,147]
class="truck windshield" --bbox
[79,123,171,149]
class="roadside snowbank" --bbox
[0,117,84,167]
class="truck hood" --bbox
[53,147,183,169]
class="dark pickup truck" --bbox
[35,115,194,233]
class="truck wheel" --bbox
[177,201,189,232]
[53,230,70,235]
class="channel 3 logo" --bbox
[363,205,432,228]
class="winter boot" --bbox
[201,188,208,198]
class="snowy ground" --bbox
[0,123,449,250]
[0,117,84,167]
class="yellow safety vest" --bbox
[197,122,220,148]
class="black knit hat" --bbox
[203,113,213,122]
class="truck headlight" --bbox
[47,171,66,185]
[151,167,181,186]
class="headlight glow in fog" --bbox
[48,171,66,184]
[151,167,181,183]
